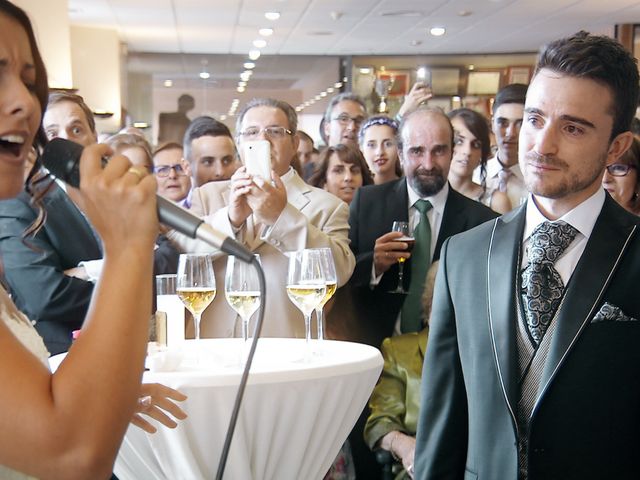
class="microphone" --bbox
[41,138,254,263]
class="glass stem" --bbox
[398,262,405,290]
[194,313,201,340]
[316,307,324,341]
[304,313,312,344]
[241,316,249,342]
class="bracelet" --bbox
[389,431,401,462]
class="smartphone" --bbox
[243,140,271,179]
[416,67,432,89]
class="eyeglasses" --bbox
[332,113,366,127]
[606,163,637,177]
[238,126,293,140]
[153,164,187,178]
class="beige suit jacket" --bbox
[169,170,355,338]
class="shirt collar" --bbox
[486,155,524,180]
[523,187,605,243]
[280,167,294,184]
[406,178,449,215]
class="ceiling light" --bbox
[458,10,472,17]
[417,67,427,79]
[410,39,422,46]
[265,11,280,20]
[430,26,446,36]
[295,107,302,112]
[320,92,327,97]
[240,72,252,82]
[199,71,210,79]
[253,39,267,48]
[238,81,247,87]
[220,115,227,121]
[259,28,274,36]
[237,86,246,93]
[163,79,173,87]
[452,96,461,102]
[334,82,342,88]
[243,62,256,69]
[359,67,372,75]
[132,122,149,129]
[468,64,475,71]
[379,10,422,17]
[314,95,321,100]
[327,87,334,93]
[249,50,261,61]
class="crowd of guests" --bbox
[0,2,639,477]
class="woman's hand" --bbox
[74,143,158,255]
[131,383,188,434]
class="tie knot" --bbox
[498,169,511,180]
[414,199,432,215]
[528,221,578,265]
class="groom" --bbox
[414,31,640,479]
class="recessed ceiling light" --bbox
[320,92,327,97]
[248,50,261,61]
[199,71,210,79]
[265,11,280,21]
[295,107,302,112]
[253,39,267,48]
[220,115,227,121]
[327,87,335,93]
[379,10,422,17]
[452,96,461,102]
[163,79,173,87]
[132,122,148,129]
[458,10,472,17]
[238,81,247,87]
[359,67,372,74]
[259,28,274,36]
[240,72,251,81]
[430,26,446,36]
[334,82,342,88]
[237,86,246,93]
[243,62,256,69]
[410,39,422,46]
[314,94,321,100]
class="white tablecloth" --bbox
[53,338,381,480]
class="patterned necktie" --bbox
[498,168,511,192]
[400,199,432,333]
[521,221,578,345]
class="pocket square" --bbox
[591,302,638,323]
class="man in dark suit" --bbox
[414,31,639,480]
[348,107,497,347]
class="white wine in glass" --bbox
[176,253,216,340]
[390,221,414,294]
[314,248,337,341]
[286,249,326,349]
[225,254,261,342]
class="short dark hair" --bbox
[535,30,639,140]
[492,84,528,114]
[631,118,640,137]
[309,144,374,189]
[183,116,233,161]
[397,106,454,153]
[297,130,313,145]
[47,91,97,134]
[448,108,492,188]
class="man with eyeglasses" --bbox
[153,142,192,207]
[169,97,355,338]
[322,93,367,148]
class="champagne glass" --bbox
[225,254,261,342]
[313,248,337,341]
[389,221,415,294]
[286,249,326,348]
[176,253,216,340]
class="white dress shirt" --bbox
[521,188,605,285]
[475,155,528,209]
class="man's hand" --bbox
[245,171,287,226]
[373,231,412,277]
[131,383,188,434]
[227,167,254,228]
[397,82,433,119]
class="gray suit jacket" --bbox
[169,170,355,338]
[415,195,640,480]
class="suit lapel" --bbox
[286,171,311,212]
[537,196,637,396]
[488,205,526,414]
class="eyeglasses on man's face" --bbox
[606,163,637,177]
[332,113,365,127]
[154,163,188,177]
[238,126,293,140]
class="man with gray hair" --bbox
[170,97,355,338]
[322,92,367,147]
